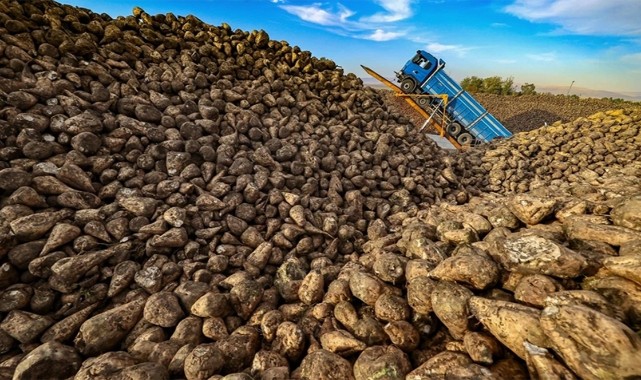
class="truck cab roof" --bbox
[410,50,445,77]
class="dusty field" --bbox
[1,1,641,379]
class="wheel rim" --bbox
[447,123,462,136]
[457,133,473,145]
[401,79,416,93]
[418,98,428,106]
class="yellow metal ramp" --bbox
[361,65,462,150]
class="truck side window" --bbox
[420,60,432,70]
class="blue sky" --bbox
[62,0,641,94]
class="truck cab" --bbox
[396,50,443,93]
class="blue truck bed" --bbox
[396,50,512,144]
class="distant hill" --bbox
[361,77,395,89]
[361,77,641,101]
[536,85,641,101]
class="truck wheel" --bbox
[447,122,462,136]
[457,133,473,145]
[400,78,417,93]
[417,97,429,106]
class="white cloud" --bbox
[526,52,556,62]
[505,0,641,36]
[365,29,406,41]
[337,4,355,22]
[426,42,472,56]
[270,0,284,3]
[491,22,508,28]
[280,4,343,26]
[279,1,414,42]
[407,35,429,44]
[496,58,517,64]
[280,3,368,30]
[361,0,414,23]
[426,42,459,53]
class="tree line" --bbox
[460,76,536,95]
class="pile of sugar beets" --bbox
[472,93,640,134]
[1,0,641,379]
[466,109,641,193]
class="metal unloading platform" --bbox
[361,65,463,150]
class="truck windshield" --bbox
[411,54,432,71]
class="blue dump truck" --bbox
[396,50,512,145]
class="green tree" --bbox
[461,75,518,95]
[501,76,515,95]
[482,76,503,95]
[520,83,536,95]
[461,76,483,93]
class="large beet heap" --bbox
[469,108,641,193]
[1,1,641,379]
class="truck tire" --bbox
[400,78,417,93]
[457,133,473,145]
[417,97,429,106]
[447,122,462,136]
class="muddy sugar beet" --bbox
[1,0,641,379]
[0,0,468,377]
